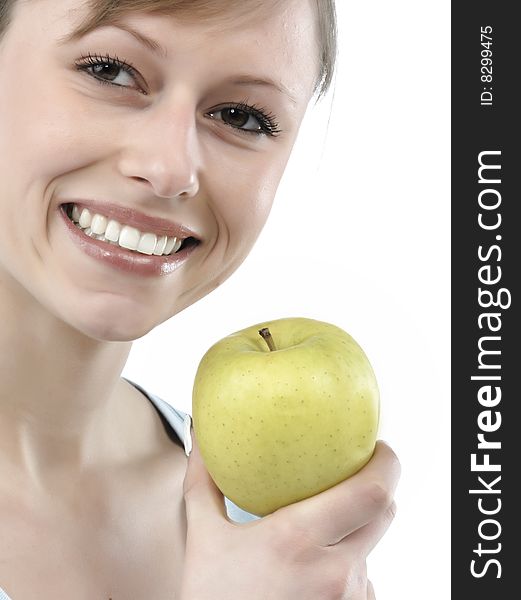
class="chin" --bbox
[74,317,153,343]
[60,299,160,343]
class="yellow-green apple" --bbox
[192,317,380,517]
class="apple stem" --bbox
[259,327,277,351]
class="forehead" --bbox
[17,0,319,101]
[66,0,305,33]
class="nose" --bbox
[117,103,200,199]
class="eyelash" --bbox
[74,52,282,138]
[208,102,282,137]
[75,52,141,89]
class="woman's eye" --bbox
[75,54,145,93]
[217,108,261,131]
[207,105,281,137]
[89,62,133,86]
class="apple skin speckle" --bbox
[192,317,379,517]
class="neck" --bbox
[0,283,136,485]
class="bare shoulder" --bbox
[111,377,188,520]
[0,382,188,599]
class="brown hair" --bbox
[0,0,336,98]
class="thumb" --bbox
[183,427,228,526]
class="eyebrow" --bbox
[60,21,168,59]
[111,23,169,58]
[226,76,298,105]
[62,22,297,103]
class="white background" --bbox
[123,2,451,598]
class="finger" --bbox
[334,501,397,557]
[367,580,376,600]
[183,428,228,526]
[278,440,400,546]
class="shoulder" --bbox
[122,376,192,455]
[122,377,260,524]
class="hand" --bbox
[180,433,400,600]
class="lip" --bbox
[59,204,200,277]
[60,199,199,239]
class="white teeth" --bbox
[137,232,157,255]
[105,219,121,242]
[118,226,141,251]
[69,204,187,256]
[72,205,81,222]
[91,214,108,235]
[164,236,177,255]
[153,235,168,256]
[79,208,92,229]
[172,238,183,253]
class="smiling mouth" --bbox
[63,203,199,257]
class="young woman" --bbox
[0,0,400,598]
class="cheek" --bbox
[0,65,106,189]
[207,143,290,249]
[217,168,273,266]
[0,81,105,268]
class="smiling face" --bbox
[0,0,319,342]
